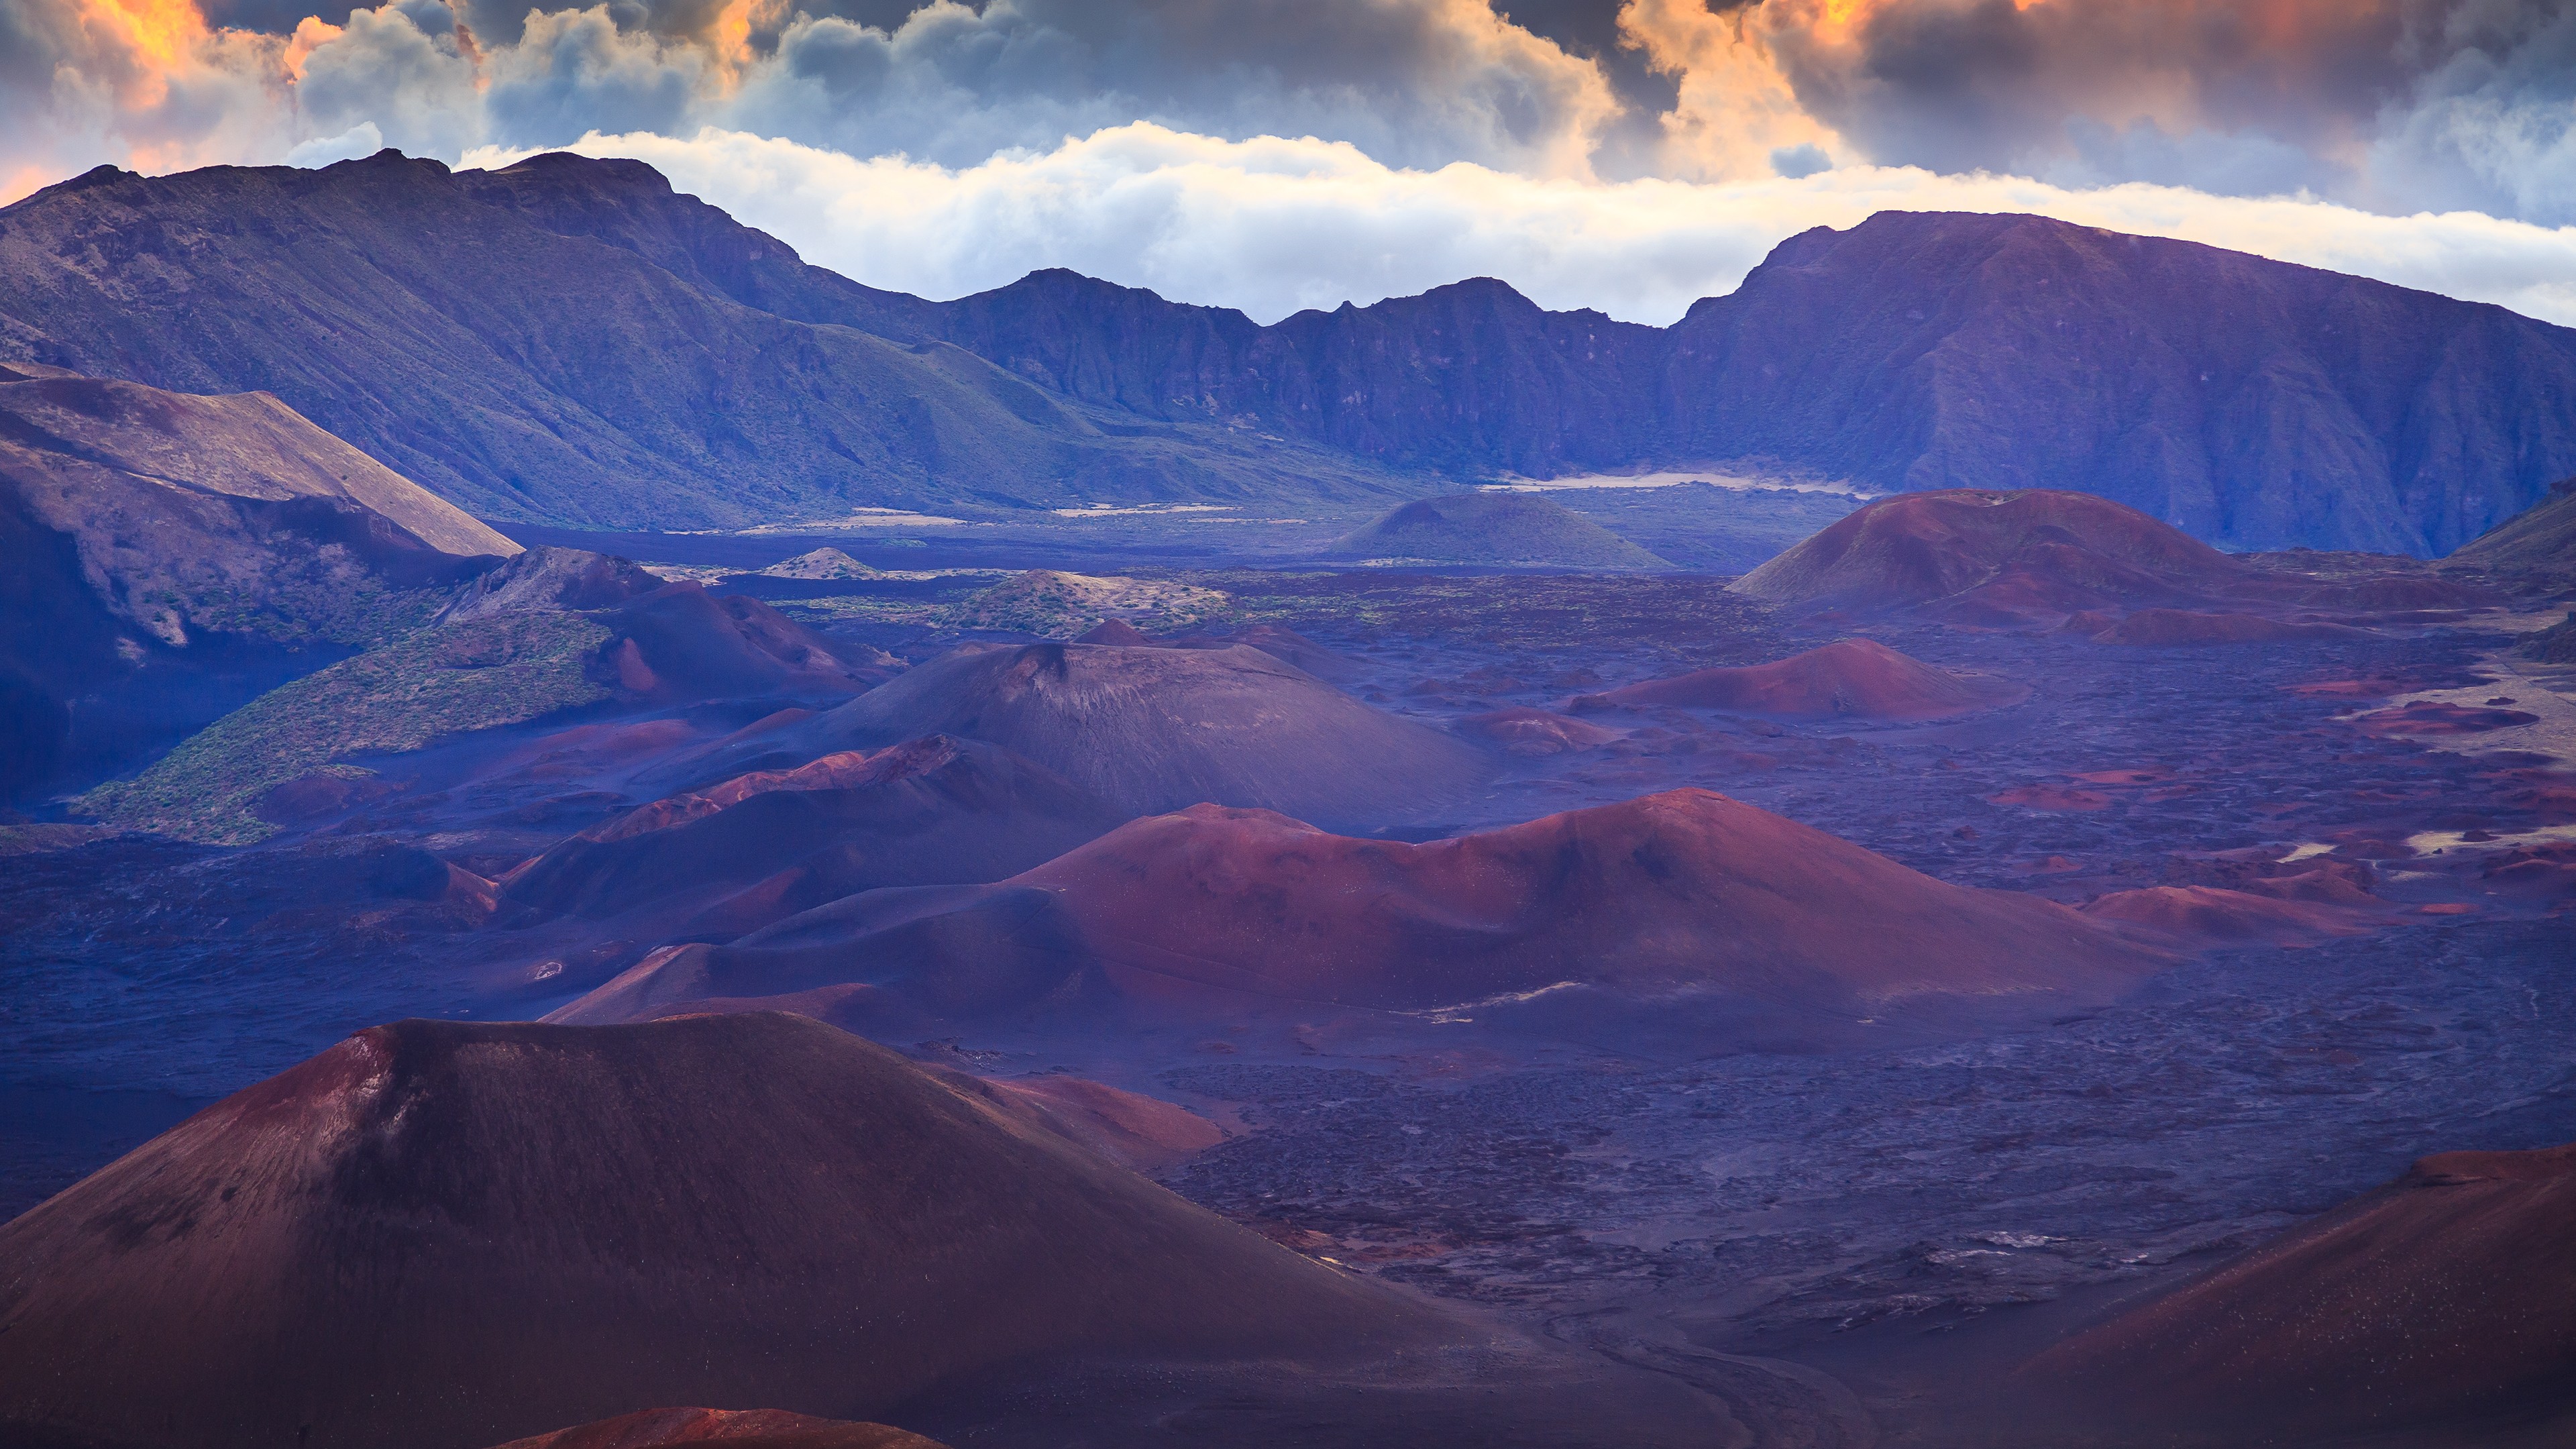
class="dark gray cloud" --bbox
[1490,0,1681,174]
[1760,0,2576,218]
[714,0,1620,176]
[9,0,2576,229]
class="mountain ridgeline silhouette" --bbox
[5,151,2573,551]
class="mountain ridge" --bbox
[0,152,1409,529]
[9,152,2575,552]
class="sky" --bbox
[8,0,2576,325]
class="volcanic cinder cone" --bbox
[555,788,2169,1036]
[0,1013,1438,1449]
[686,641,1487,827]
[2019,1140,2576,1441]
[1733,489,2238,619]
[1572,639,2024,720]
[497,735,1121,938]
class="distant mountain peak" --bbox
[6,153,2573,552]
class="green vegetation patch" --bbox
[949,570,1227,635]
[184,566,451,649]
[80,612,612,845]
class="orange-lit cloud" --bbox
[282,16,341,80]
[5,0,2575,286]
[14,0,305,182]
[706,0,784,82]
[1618,0,1840,180]
[75,0,211,89]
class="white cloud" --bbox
[284,120,384,166]
[11,0,2576,336]
[466,122,2576,329]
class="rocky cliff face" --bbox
[899,270,1663,477]
[0,364,515,800]
[871,213,2576,553]
[1664,212,2576,554]
[8,151,2572,553]
[0,153,1403,529]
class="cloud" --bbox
[282,115,379,162]
[1730,0,2576,222]
[464,122,2576,329]
[10,0,2576,342]
[13,0,2576,225]
[0,0,296,191]
[722,0,1622,178]
[0,0,1631,191]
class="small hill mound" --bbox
[758,548,883,581]
[80,587,888,845]
[1733,490,2237,619]
[555,789,2167,1034]
[724,642,1486,827]
[1067,621,1364,682]
[0,1013,1435,1449]
[437,545,661,624]
[2445,474,2576,592]
[490,1407,943,1449]
[498,736,1121,939]
[1075,617,1155,645]
[590,584,890,702]
[1326,492,1669,569]
[2080,885,2379,948]
[2021,1140,2576,1438]
[1571,639,2023,720]
[1458,706,1623,755]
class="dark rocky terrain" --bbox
[9,154,2574,550]
[4,411,2571,1449]
[1570,637,2025,720]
